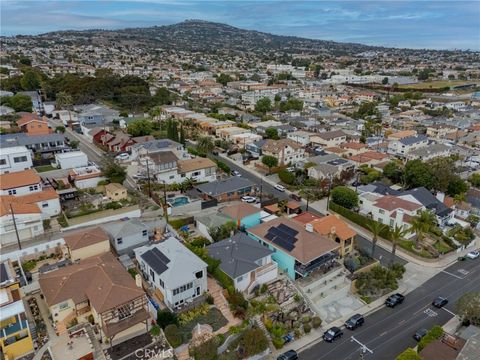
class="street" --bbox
[299,258,480,360]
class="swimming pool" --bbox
[169,196,190,207]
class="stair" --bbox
[254,315,275,351]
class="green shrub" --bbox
[213,267,234,289]
[278,169,295,185]
[206,293,214,305]
[395,348,422,360]
[303,323,312,333]
[127,268,138,278]
[272,337,284,349]
[150,324,161,337]
[22,260,37,272]
[312,316,322,328]
[240,327,268,357]
[165,324,183,348]
[301,316,311,324]
[169,217,193,229]
[192,337,218,360]
[417,325,444,352]
[104,201,122,210]
[157,309,178,329]
[331,186,359,209]
[179,303,210,326]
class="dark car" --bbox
[385,293,405,308]
[413,328,428,341]
[432,297,448,308]
[323,327,343,342]
[277,350,298,360]
[345,314,365,330]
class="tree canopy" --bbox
[0,94,32,112]
[331,186,359,209]
[255,97,272,114]
[127,119,153,137]
[261,155,278,171]
[455,292,480,326]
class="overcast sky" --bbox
[1,0,479,50]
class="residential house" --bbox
[387,130,417,140]
[426,124,458,139]
[177,157,217,183]
[135,237,208,310]
[348,151,390,166]
[0,146,33,174]
[64,226,111,261]
[195,213,232,241]
[146,151,179,184]
[287,131,315,146]
[207,233,278,294]
[105,183,128,202]
[311,130,348,147]
[68,165,105,189]
[339,142,368,157]
[0,196,44,245]
[0,133,66,156]
[102,218,149,255]
[130,139,186,161]
[216,127,251,142]
[245,139,267,158]
[54,151,89,169]
[247,217,339,280]
[406,143,451,161]
[261,139,306,166]
[0,169,42,196]
[39,253,149,345]
[0,260,34,359]
[16,114,52,136]
[219,203,262,229]
[387,135,429,157]
[195,177,254,202]
[293,214,356,257]
[307,154,355,180]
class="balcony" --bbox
[1,319,29,337]
[255,262,277,278]
[294,251,338,278]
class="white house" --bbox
[261,139,306,166]
[311,130,348,147]
[387,135,429,157]
[287,131,315,146]
[68,165,105,189]
[405,143,451,161]
[0,146,33,175]
[207,233,278,294]
[0,198,44,246]
[0,169,42,196]
[135,237,208,310]
[54,151,89,169]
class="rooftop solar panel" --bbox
[141,249,169,275]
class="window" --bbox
[117,237,123,244]
[29,185,39,191]
[192,171,200,177]
[379,209,385,214]
[59,302,69,310]
[195,271,203,279]
[0,159,6,165]
[159,279,164,288]
[237,275,244,283]
[142,230,148,237]
[169,175,175,179]
[389,219,394,227]
[42,202,49,208]
[8,189,16,195]
[149,269,155,282]
[13,156,27,163]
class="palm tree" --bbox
[389,225,408,266]
[197,136,214,154]
[410,210,436,249]
[366,221,387,259]
[55,91,74,126]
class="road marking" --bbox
[458,269,469,276]
[424,308,438,317]
[441,270,465,279]
[379,331,388,337]
[442,307,456,316]
[399,320,406,325]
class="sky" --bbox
[1,0,479,50]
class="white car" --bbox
[274,184,286,192]
[466,251,480,259]
[115,153,130,161]
[241,196,257,203]
[232,170,242,177]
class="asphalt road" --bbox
[300,258,480,360]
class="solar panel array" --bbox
[141,247,171,275]
[265,224,299,252]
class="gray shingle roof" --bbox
[102,218,147,238]
[196,177,254,197]
[207,233,273,278]
[399,135,428,145]
[0,133,65,148]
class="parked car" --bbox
[232,170,242,177]
[458,255,468,261]
[277,350,298,360]
[323,327,343,342]
[132,173,148,180]
[115,152,130,161]
[432,297,448,308]
[241,196,256,203]
[275,184,286,192]
[287,167,296,173]
[385,293,405,308]
[466,251,480,259]
[212,150,219,156]
[283,333,295,343]
[345,314,364,330]
[413,328,428,341]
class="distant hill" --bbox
[30,19,387,55]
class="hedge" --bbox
[329,202,392,240]
[418,325,444,352]
[395,348,422,360]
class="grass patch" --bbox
[35,165,56,172]
[360,295,371,304]
[398,240,434,259]
[178,307,228,343]
[433,240,453,254]
[127,268,138,278]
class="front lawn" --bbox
[35,165,56,172]
[177,307,228,344]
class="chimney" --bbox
[436,192,445,203]
[305,223,314,233]
[395,209,404,226]
[135,273,142,288]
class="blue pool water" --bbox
[170,196,189,207]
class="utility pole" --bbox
[351,336,373,359]
[326,175,333,212]
[259,178,263,203]
[162,180,169,224]
[9,204,22,250]
[145,157,152,198]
